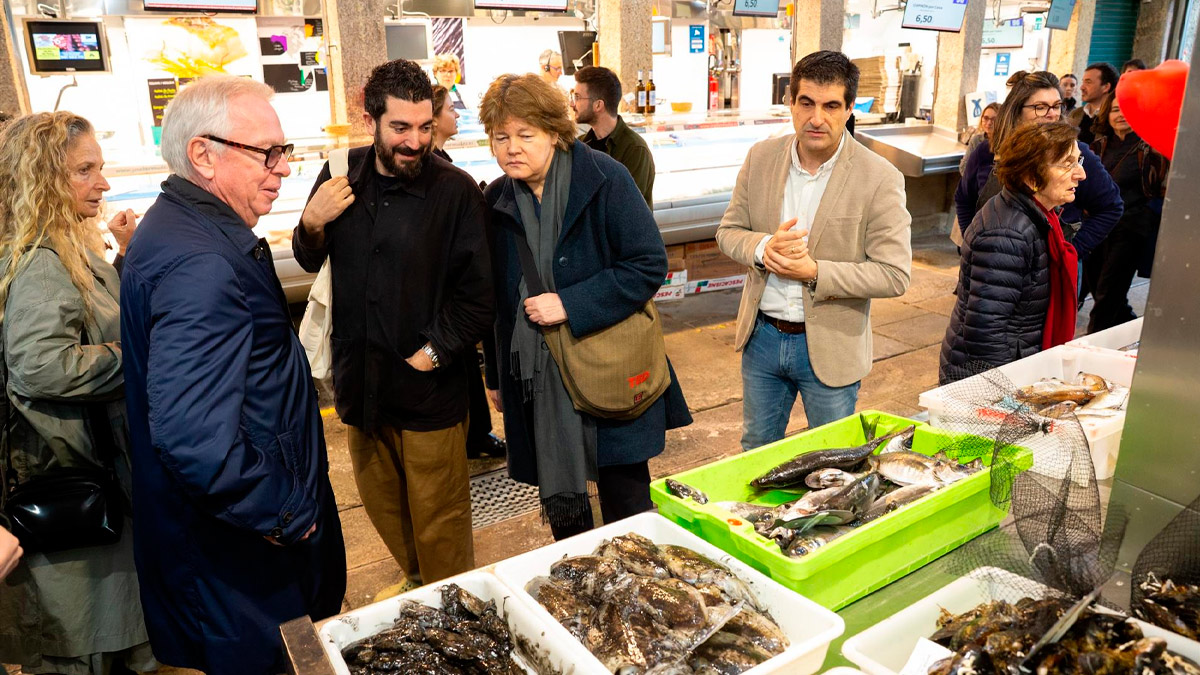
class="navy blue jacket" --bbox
[940,189,1053,384]
[120,177,345,675]
[484,140,692,483]
[955,138,1123,259]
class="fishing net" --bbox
[1130,491,1200,640]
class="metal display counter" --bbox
[853,124,967,178]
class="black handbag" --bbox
[1,325,124,553]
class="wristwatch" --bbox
[421,343,441,369]
[802,265,819,291]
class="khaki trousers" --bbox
[346,421,474,584]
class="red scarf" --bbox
[1036,200,1079,349]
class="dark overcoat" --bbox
[484,140,692,486]
[120,177,345,675]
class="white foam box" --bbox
[655,285,686,302]
[493,512,845,675]
[686,274,747,294]
[918,345,1137,479]
[318,570,594,675]
[842,567,1200,675]
[663,270,688,287]
[1067,317,1143,357]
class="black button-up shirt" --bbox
[293,148,493,432]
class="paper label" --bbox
[899,637,955,675]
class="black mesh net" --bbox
[1131,492,1200,641]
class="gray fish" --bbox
[665,478,709,504]
[1081,383,1129,412]
[861,483,938,522]
[715,501,775,524]
[869,450,939,486]
[784,525,847,557]
[931,456,984,485]
[804,467,864,489]
[876,425,918,455]
[750,416,911,489]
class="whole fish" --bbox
[665,479,709,504]
[1037,400,1080,419]
[869,450,939,486]
[1015,373,1109,407]
[715,501,775,524]
[776,473,882,528]
[860,483,938,522]
[750,424,913,489]
[876,426,917,455]
[771,486,842,522]
[804,468,864,489]
[931,456,984,485]
[1081,383,1129,412]
[784,526,847,557]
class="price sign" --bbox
[732,0,780,17]
[982,18,1025,49]
[901,0,969,32]
[1046,0,1077,30]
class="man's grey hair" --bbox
[160,76,275,182]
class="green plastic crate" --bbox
[650,411,1007,611]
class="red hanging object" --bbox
[1116,60,1189,160]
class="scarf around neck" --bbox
[1034,199,1079,349]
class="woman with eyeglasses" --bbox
[940,122,1087,383]
[955,71,1123,262]
[433,53,468,110]
[1081,94,1169,332]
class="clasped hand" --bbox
[525,293,567,326]
[763,218,818,282]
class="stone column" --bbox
[932,0,986,132]
[597,0,652,113]
[0,6,31,118]
[322,0,389,140]
[1047,0,1098,79]
[791,0,844,64]
[1132,0,1174,66]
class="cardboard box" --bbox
[685,239,747,280]
[686,274,747,294]
[666,244,687,273]
[654,285,686,302]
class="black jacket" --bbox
[293,148,494,432]
[484,141,691,484]
[939,189,1053,384]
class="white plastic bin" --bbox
[841,567,1200,675]
[318,570,593,675]
[1067,317,1143,355]
[494,512,846,675]
[919,345,1136,479]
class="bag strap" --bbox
[514,228,549,297]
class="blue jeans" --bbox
[741,315,861,451]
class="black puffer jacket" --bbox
[939,189,1053,384]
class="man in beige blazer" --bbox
[717,51,912,450]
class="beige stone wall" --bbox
[932,0,986,132]
[791,0,844,64]
[598,0,652,114]
[0,6,30,118]
[323,0,389,140]
[1132,0,1175,66]
[1047,0,1098,79]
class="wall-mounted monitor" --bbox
[733,0,780,18]
[982,18,1025,49]
[1046,0,1076,30]
[143,0,257,11]
[558,30,596,76]
[23,19,110,75]
[901,0,969,32]
[474,0,569,10]
[385,21,434,62]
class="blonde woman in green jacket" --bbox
[0,112,153,674]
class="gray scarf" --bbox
[510,148,598,511]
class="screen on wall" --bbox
[732,0,781,17]
[24,20,109,74]
[1046,0,1077,30]
[982,18,1025,49]
[473,0,569,10]
[901,0,969,32]
[144,0,257,10]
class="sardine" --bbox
[665,479,709,504]
[804,467,863,489]
[750,420,913,489]
[860,483,938,522]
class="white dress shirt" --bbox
[754,133,846,323]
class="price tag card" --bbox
[899,637,955,675]
[902,0,969,32]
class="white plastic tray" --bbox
[842,567,1200,675]
[919,345,1136,479]
[1067,317,1143,355]
[494,512,846,675]
[318,570,594,675]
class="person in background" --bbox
[1060,73,1079,113]
[294,59,493,587]
[433,52,468,110]
[432,84,462,161]
[717,51,912,447]
[1083,94,1169,332]
[1068,62,1119,145]
[571,65,655,207]
[538,49,565,89]
[480,73,691,540]
[940,122,1086,383]
[121,76,346,674]
[0,111,155,674]
[1123,59,1147,74]
[959,102,1000,175]
[956,70,1122,262]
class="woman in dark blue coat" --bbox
[479,74,691,540]
[955,71,1122,261]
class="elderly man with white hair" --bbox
[119,76,346,675]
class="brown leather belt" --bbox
[760,312,806,335]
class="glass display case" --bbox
[97,110,792,303]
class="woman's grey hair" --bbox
[160,76,274,182]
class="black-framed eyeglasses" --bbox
[1021,101,1065,118]
[202,134,294,169]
